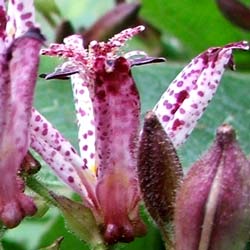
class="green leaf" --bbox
[49,193,104,248]
[141,0,249,56]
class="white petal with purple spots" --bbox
[153,41,249,148]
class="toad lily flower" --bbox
[0,0,44,228]
[32,25,248,243]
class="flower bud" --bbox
[174,124,250,250]
[138,111,183,245]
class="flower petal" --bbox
[0,28,43,228]
[153,41,249,148]
[30,109,97,208]
[93,57,145,243]
[6,0,36,43]
[71,74,96,174]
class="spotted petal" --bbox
[71,74,96,173]
[30,109,98,208]
[92,57,145,243]
[153,41,249,148]
[6,0,36,45]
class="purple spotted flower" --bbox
[31,25,248,243]
[0,0,44,228]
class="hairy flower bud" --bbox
[138,111,183,245]
[174,124,250,250]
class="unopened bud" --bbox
[174,124,250,250]
[138,111,183,245]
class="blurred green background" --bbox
[3,0,250,249]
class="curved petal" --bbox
[0,29,43,228]
[30,109,98,208]
[153,41,249,148]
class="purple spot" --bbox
[25,21,33,28]
[191,103,198,109]
[79,108,86,117]
[197,91,204,97]
[82,145,88,151]
[177,81,184,87]
[65,151,70,156]
[88,130,94,136]
[195,111,201,116]
[21,12,32,20]
[68,176,74,183]
[90,153,95,159]
[51,151,56,157]
[35,115,41,122]
[172,119,185,131]
[171,103,180,115]
[43,123,48,128]
[176,90,189,103]
[164,100,172,109]
[193,84,198,90]
[79,89,84,94]
[42,129,48,136]
[162,115,170,122]
[180,108,185,114]
[209,84,216,89]
[17,3,24,11]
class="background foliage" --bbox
[3,0,250,249]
